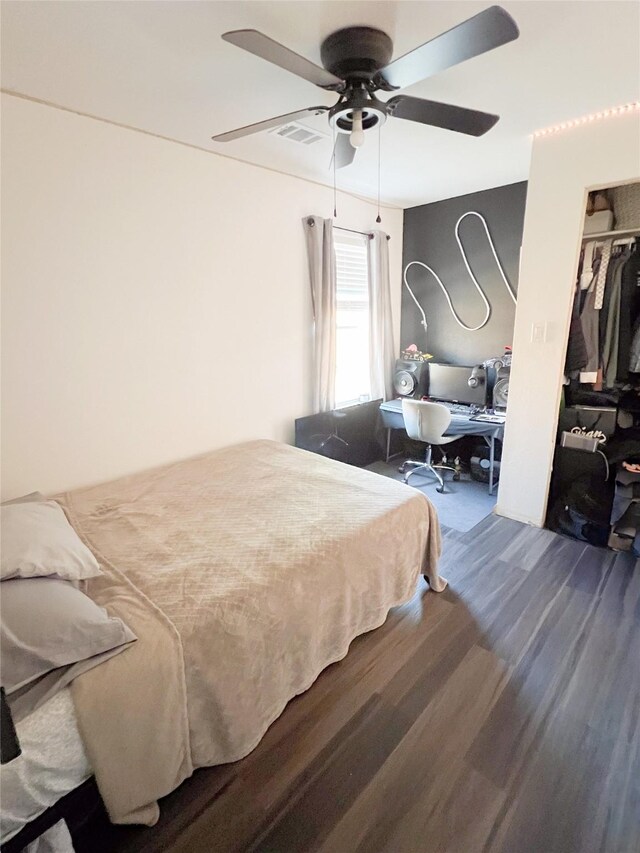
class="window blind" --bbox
[334,231,371,407]
[335,232,369,302]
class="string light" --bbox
[533,102,640,138]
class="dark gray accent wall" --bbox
[401,181,527,366]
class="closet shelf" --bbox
[582,226,640,242]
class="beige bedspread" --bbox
[57,440,444,825]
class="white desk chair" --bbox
[401,399,459,493]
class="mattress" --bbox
[57,439,443,826]
[0,688,91,844]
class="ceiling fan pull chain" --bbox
[403,210,516,333]
[332,124,337,218]
[376,122,382,224]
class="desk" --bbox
[379,399,505,495]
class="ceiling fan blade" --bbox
[212,106,328,142]
[387,95,499,136]
[330,132,357,169]
[222,30,344,90]
[377,6,519,90]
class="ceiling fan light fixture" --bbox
[350,109,365,148]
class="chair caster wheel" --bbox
[398,464,406,473]
[436,486,445,494]
[403,477,410,484]
[452,474,460,482]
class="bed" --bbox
[5,438,444,835]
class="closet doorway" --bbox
[546,181,640,554]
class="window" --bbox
[334,231,371,407]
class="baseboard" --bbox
[494,504,543,528]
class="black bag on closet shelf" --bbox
[546,447,613,547]
[618,390,640,416]
[557,405,617,442]
[564,386,619,408]
[603,435,640,465]
[548,472,614,547]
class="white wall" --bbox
[497,112,640,526]
[1,94,403,500]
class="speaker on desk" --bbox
[493,366,510,411]
[393,358,429,398]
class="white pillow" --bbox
[1,500,101,582]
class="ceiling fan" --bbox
[212,5,519,168]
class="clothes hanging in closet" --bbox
[566,241,640,389]
[630,318,640,373]
[601,251,628,388]
[566,247,598,377]
[617,249,640,381]
[593,239,612,309]
[598,251,622,361]
[579,268,600,383]
[565,279,588,374]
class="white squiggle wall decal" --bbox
[403,211,517,340]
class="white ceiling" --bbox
[2,1,639,208]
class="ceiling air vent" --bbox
[268,122,326,145]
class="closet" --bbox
[547,181,640,553]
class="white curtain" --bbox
[367,230,395,401]
[303,216,336,412]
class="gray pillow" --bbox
[1,577,136,719]
[1,500,101,582]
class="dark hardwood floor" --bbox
[94,515,640,853]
